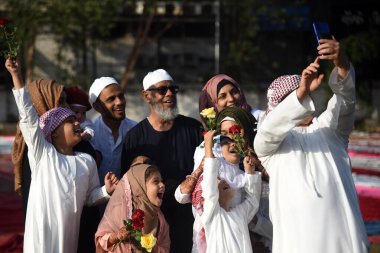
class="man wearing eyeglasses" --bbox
[121,69,202,252]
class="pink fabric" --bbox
[266,75,301,113]
[349,150,380,158]
[39,107,75,143]
[191,175,206,253]
[356,186,380,221]
[95,172,170,253]
[192,175,204,213]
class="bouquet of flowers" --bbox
[228,124,252,158]
[200,107,217,132]
[0,18,20,59]
[114,209,157,252]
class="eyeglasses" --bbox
[147,85,179,95]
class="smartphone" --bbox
[313,22,333,44]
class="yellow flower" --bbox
[200,107,216,119]
[140,233,157,252]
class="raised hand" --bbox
[243,155,255,174]
[104,172,119,195]
[318,37,350,80]
[204,130,216,158]
[5,57,23,89]
[297,57,324,102]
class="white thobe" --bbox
[91,116,136,181]
[254,65,369,253]
[13,88,110,253]
[201,158,261,253]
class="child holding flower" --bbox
[96,156,170,253]
[175,107,271,252]
[199,129,262,253]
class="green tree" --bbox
[3,0,49,84]
[48,0,124,88]
[3,0,123,89]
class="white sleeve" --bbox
[249,197,272,240]
[200,158,221,224]
[254,91,314,158]
[85,159,110,206]
[12,87,48,170]
[234,173,262,223]
[316,64,356,142]
[174,185,191,204]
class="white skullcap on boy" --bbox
[142,69,173,90]
[89,77,119,105]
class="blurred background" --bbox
[0,1,379,252]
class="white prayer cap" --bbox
[89,77,119,104]
[142,69,173,90]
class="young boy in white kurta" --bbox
[254,39,369,253]
[5,58,119,253]
[201,130,261,253]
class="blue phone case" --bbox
[313,22,332,43]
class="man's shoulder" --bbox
[126,118,149,134]
[121,117,138,129]
[175,115,201,127]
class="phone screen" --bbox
[313,22,332,43]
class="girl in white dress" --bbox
[199,129,261,253]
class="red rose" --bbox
[0,18,8,26]
[228,125,241,134]
[202,130,207,136]
[132,209,145,230]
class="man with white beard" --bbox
[121,69,202,252]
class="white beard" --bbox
[152,101,179,121]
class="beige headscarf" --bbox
[127,164,160,235]
[12,79,65,193]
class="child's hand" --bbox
[117,226,130,241]
[81,132,92,141]
[5,57,20,75]
[204,130,216,158]
[297,57,324,102]
[109,226,130,245]
[104,172,119,195]
[243,155,255,174]
[5,58,23,89]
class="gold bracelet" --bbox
[186,174,198,180]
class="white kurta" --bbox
[13,88,110,253]
[201,158,261,253]
[254,66,369,253]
